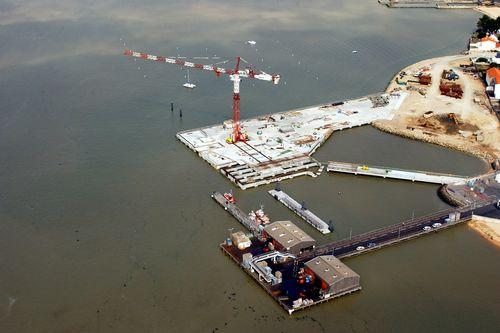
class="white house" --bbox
[486,67,500,99]
[470,35,500,52]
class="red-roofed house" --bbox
[486,67,500,99]
[470,35,500,52]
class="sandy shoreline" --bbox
[474,6,500,19]
[469,216,500,248]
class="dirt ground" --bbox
[469,217,500,248]
[375,55,500,163]
[474,6,500,19]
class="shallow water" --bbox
[0,1,498,332]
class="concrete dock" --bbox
[378,0,478,9]
[177,92,407,189]
[268,189,331,234]
[327,161,467,185]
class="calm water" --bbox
[0,1,498,332]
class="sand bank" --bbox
[469,215,500,248]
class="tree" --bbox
[476,15,500,38]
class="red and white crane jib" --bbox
[124,49,280,84]
[124,49,280,143]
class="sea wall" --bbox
[371,120,495,165]
[438,185,463,206]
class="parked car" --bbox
[367,242,377,248]
[423,226,432,231]
[432,223,442,228]
[356,246,365,251]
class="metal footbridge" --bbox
[327,161,467,185]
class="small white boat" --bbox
[182,69,196,89]
[352,50,358,54]
[246,40,257,45]
[182,82,196,89]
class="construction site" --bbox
[177,93,406,189]
[377,55,500,163]
[125,48,500,316]
[124,49,499,187]
[124,50,410,190]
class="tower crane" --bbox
[123,49,280,143]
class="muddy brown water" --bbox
[0,1,498,332]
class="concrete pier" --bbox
[268,189,331,234]
[378,0,478,9]
[177,93,407,189]
[327,161,467,185]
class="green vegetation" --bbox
[476,15,500,38]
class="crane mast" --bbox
[230,57,243,142]
[124,49,280,143]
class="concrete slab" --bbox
[177,92,408,189]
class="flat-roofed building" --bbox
[263,220,315,254]
[305,255,361,296]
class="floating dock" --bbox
[220,243,361,314]
[177,92,407,189]
[268,189,330,234]
[327,161,467,185]
[211,192,264,240]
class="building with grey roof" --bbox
[305,255,360,296]
[263,220,316,254]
